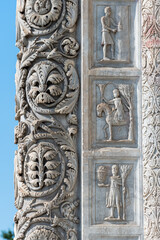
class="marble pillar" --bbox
[142,0,160,239]
[14,0,80,239]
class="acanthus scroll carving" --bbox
[14,0,80,239]
[142,0,160,238]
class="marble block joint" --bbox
[14,0,80,239]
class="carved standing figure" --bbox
[101,7,118,60]
[106,165,122,220]
[97,164,132,221]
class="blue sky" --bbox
[0,1,18,237]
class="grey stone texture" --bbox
[82,0,143,239]
[14,0,160,239]
[14,0,80,239]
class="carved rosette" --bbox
[142,0,160,239]
[14,0,79,239]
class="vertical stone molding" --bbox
[82,0,143,239]
[142,0,160,239]
[14,1,80,239]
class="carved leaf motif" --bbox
[29,87,39,99]
[45,161,60,170]
[65,0,78,30]
[48,85,62,96]
[30,179,39,187]
[45,170,60,179]
[55,89,79,114]
[61,37,79,56]
[27,162,39,171]
[36,92,55,104]
[47,73,64,84]
[65,151,77,170]
[68,126,77,135]
[28,152,38,161]
[67,229,78,240]
[64,169,76,191]
[67,113,78,125]
[51,131,75,152]
[28,171,39,180]
[18,13,31,36]
[21,50,38,69]
[44,179,56,186]
[43,150,57,160]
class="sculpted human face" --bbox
[105,8,111,17]
[112,165,118,176]
[113,89,120,98]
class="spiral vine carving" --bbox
[14,0,79,239]
[142,0,160,239]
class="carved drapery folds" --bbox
[14,0,79,239]
[142,0,160,239]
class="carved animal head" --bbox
[97,102,108,117]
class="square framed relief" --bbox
[88,157,142,227]
[88,76,141,149]
[88,0,141,68]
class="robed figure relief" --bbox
[97,164,132,221]
[101,7,122,61]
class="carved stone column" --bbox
[14,1,80,239]
[142,0,160,239]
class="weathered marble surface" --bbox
[14,0,160,239]
[142,0,160,239]
[14,0,80,239]
[82,0,143,239]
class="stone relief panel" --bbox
[89,77,139,149]
[89,157,140,226]
[89,0,140,68]
[97,164,132,221]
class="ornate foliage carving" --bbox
[142,0,160,239]
[14,0,79,239]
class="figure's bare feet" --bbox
[104,216,114,220]
[103,57,110,61]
